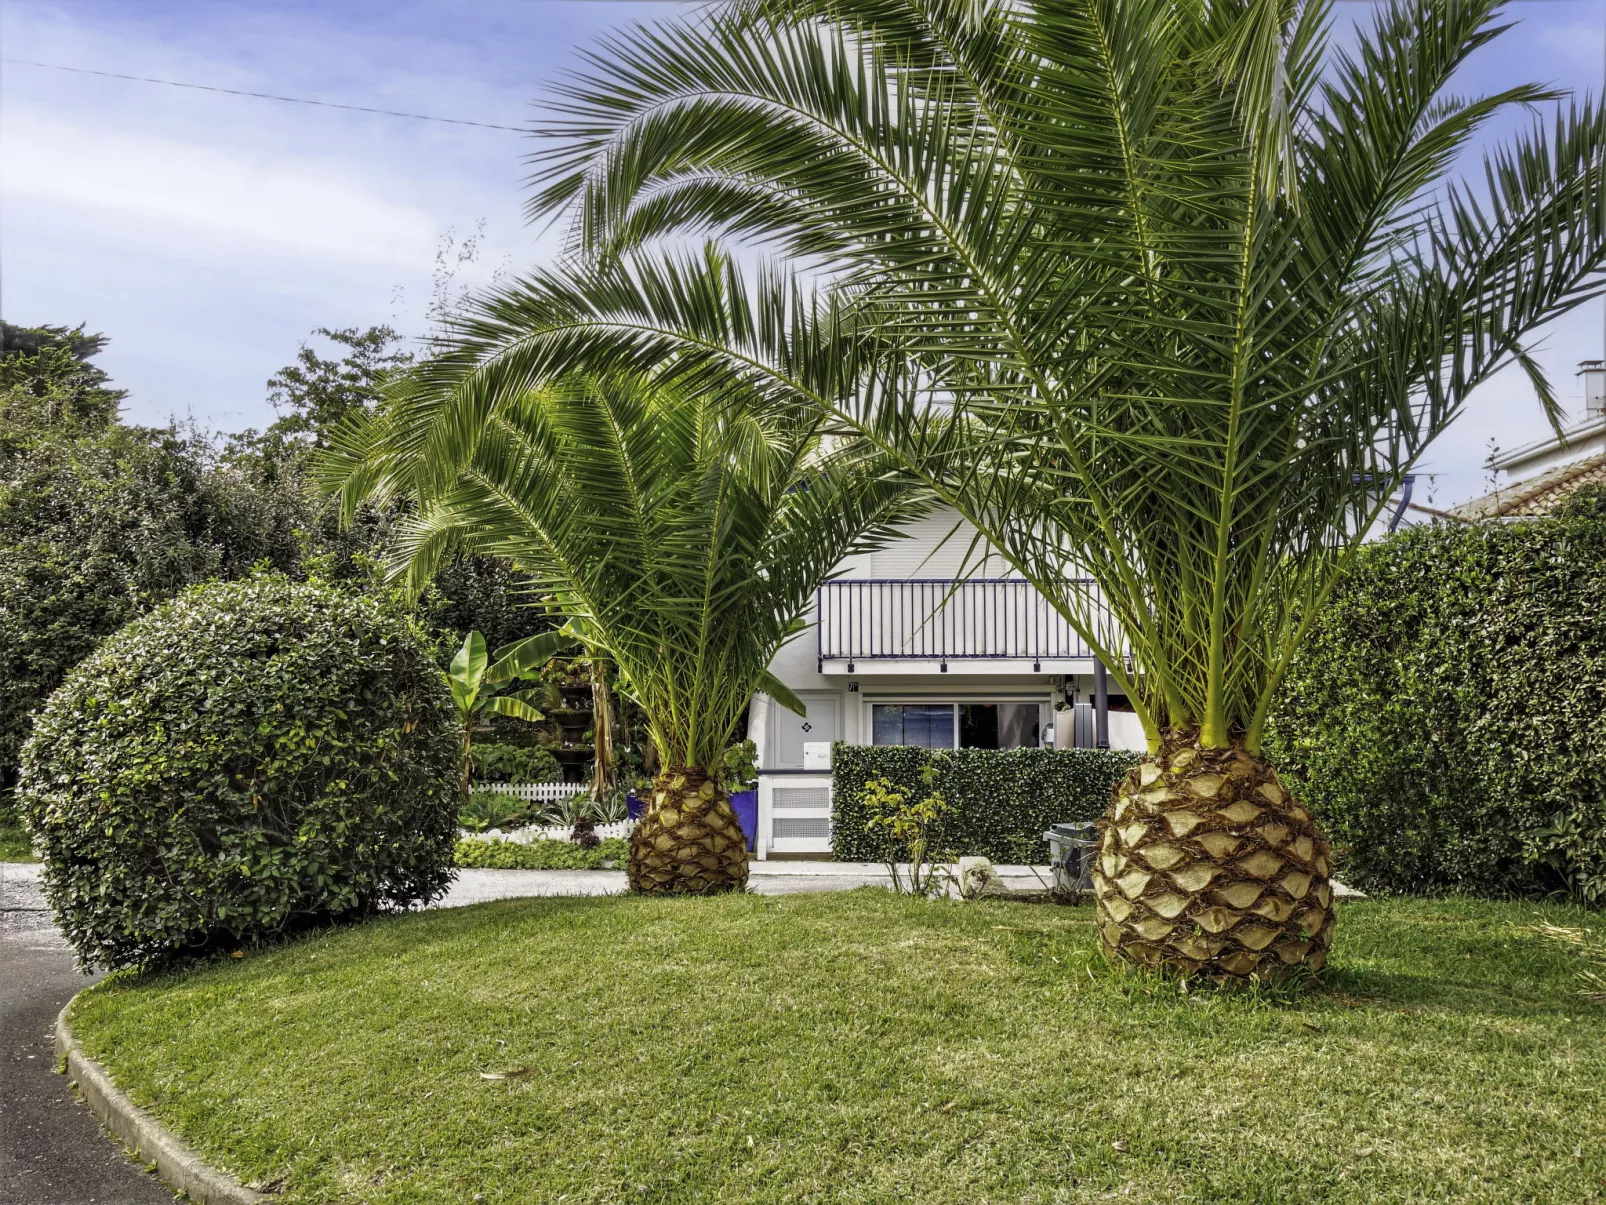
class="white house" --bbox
[747,507,1146,858]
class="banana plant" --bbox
[448,628,575,808]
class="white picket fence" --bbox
[479,782,585,805]
[470,820,636,844]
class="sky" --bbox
[1,0,1604,505]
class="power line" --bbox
[0,58,525,131]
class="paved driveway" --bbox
[0,862,175,1205]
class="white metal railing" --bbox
[817,578,1123,664]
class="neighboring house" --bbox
[1450,360,1606,520]
[748,507,1145,858]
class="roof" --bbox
[1448,450,1606,519]
[1489,413,1606,473]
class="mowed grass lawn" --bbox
[69,890,1605,1205]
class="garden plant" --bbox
[446,627,574,807]
[16,576,459,969]
[421,0,1606,976]
[325,373,920,894]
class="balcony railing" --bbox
[816,578,1122,665]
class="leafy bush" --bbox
[454,835,628,870]
[470,741,562,784]
[832,744,1139,863]
[1267,517,1606,901]
[458,788,541,833]
[17,576,460,968]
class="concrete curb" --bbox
[54,1001,267,1205]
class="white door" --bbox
[773,693,839,768]
[763,692,840,857]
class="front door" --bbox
[773,692,840,769]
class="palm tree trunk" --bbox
[628,766,748,894]
[1092,730,1335,982]
[460,722,474,811]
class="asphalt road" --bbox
[0,862,175,1205]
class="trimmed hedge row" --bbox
[455,836,628,870]
[1267,515,1606,901]
[831,744,1140,863]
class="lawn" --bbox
[69,890,1606,1205]
[0,801,37,861]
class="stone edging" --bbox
[55,1001,267,1205]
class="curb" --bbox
[55,1000,268,1205]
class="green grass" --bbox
[69,892,1606,1205]
[0,800,38,861]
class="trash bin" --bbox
[1043,821,1097,896]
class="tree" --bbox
[424,0,1605,974]
[326,373,918,894]
[446,628,573,807]
[0,327,257,790]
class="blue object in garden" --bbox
[730,789,758,852]
[626,788,755,854]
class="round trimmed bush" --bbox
[17,575,460,968]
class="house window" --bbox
[871,702,1040,751]
[871,704,955,750]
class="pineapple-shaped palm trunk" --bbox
[628,766,748,895]
[1093,730,1335,982]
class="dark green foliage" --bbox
[0,321,554,790]
[1553,482,1606,521]
[1267,518,1606,901]
[17,576,460,969]
[454,835,627,869]
[831,744,1139,864]
[470,741,563,784]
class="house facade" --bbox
[747,508,1146,858]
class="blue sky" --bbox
[1,0,1603,504]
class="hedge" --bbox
[832,744,1140,863]
[1266,515,1606,901]
[470,741,562,784]
[17,575,460,968]
[455,836,628,870]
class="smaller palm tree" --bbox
[447,628,574,808]
[327,371,918,893]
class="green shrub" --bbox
[1267,517,1606,901]
[469,740,563,784]
[457,788,540,833]
[832,744,1139,863]
[17,576,460,968]
[454,835,628,870]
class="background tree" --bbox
[434,0,1606,974]
[446,629,573,806]
[327,371,919,894]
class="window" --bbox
[871,704,955,750]
[871,702,1041,751]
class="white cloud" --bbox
[2,110,438,266]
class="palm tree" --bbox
[326,371,916,894]
[417,0,1606,974]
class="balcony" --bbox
[816,578,1121,669]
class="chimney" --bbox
[1580,360,1606,418]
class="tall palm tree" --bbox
[418,0,1606,975]
[325,370,916,894]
